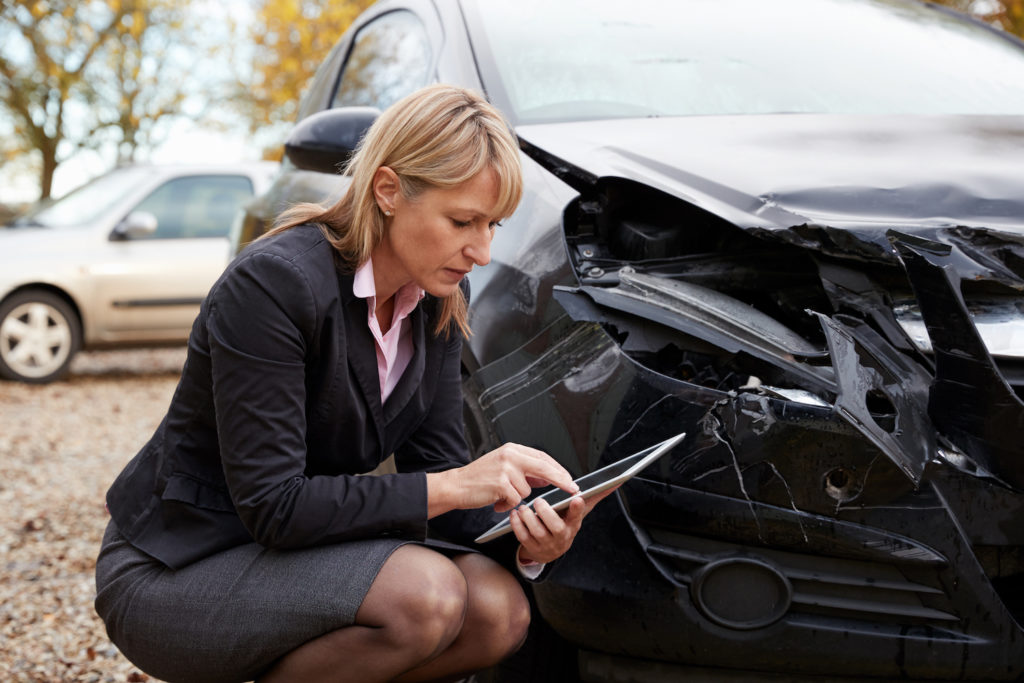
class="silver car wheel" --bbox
[0,292,80,383]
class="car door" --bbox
[88,173,255,343]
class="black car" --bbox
[237,0,1024,679]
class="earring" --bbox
[384,208,393,217]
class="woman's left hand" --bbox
[509,486,620,565]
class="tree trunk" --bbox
[39,146,58,200]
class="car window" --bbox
[331,10,432,111]
[297,40,347,121]
[24,166,158,229]
[131,175,254,240]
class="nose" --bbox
[464,224,492,267]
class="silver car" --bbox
[0,162,278,383]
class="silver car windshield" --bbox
[27,166,157,229]
[473,0,1024,123]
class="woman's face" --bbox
[372,167,502,299]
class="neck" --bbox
[374,295,395,334]
[369,245,408,305]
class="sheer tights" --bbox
[258,545,530,683]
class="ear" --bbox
[372,166,400,214]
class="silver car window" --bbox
[331,10,432,112]
[28,166,157,229]
[130,175,254,240]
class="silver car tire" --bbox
[0,290,81,384]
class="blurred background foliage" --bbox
[0,0,1022,205]
[0,0,209,199]
[240,0,375,138]
[934,0,1024,34]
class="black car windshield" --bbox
[22,166,157,229]
[469,0,1024,123]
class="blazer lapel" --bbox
[383,303,428,424]
[340,273,386,432]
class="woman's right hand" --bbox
[426,443,579,516]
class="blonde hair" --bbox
[267,84,523,338]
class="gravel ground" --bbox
[1,348,186,682]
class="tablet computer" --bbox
[474,431,686,543]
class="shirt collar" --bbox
[353,257,425,319]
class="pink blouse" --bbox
[352,258,424,402]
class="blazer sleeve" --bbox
[206,249,429,550]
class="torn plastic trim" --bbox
[891,231,1024,491]
[813,312,936,486]
[934,445,998,480]
[553,270,837,395]
[616,270,827,360]
[756,385,830,407]
[815,260,925,360]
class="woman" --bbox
[95,84,610,683]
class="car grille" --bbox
[643,527,963,632]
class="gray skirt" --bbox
[94,520,409,683]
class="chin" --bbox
[424,282,460,299]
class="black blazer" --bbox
[106,224,495,569]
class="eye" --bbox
[489,220,502,230]
[451,218,472,229]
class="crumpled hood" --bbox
[517,113,1024,285]
[517,114,1024,230]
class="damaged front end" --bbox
[464,164,1024,678]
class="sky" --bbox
[0,0,268,207]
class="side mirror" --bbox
[111,211,158,240]
[284,107,380,174]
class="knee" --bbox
[464,562,532,663]
[389,557,469,659]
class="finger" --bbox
[517,502,552,540]
[495,480,525,513]
[519,459,578,496]
[532,499,579,560]
[509,507,548,550]
[511,475,534,501]
[509,508,529,544]
[507,444,579,495]
[561,496,587,530]
[532,497,570,536]
[515,443,559,461]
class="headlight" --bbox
[894,297,1024,360]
